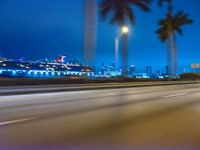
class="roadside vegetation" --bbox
[0,74,199,86]
[180,73,200,80]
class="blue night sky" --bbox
[0,0,199,68]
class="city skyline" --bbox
[0,0,199,67]
[0,1,200,149]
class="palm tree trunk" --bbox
[167,0,173,77]
[84,0,97,64]
[167,32,173,77]
[173,33,178,76]
[121,34,128,77]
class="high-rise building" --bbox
[129,65,136,76]
[145,66,152,76]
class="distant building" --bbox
[129,65,136,76]
[145,66,152,76]
[100,62,106,75]
[107,63,115,72]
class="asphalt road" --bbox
[0,81,199,96]
[0,83,200,150]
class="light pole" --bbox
[115,37,119,71]
[115,26,129,72]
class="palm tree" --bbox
[156,11,193,76]
[158,0,173,76]
[99,0,152,76]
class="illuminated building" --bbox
[0,57,93,78]
[129,65,136,76]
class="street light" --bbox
[115,26,129,71]
[121,26,129,34]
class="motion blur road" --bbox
[0,83,200,150]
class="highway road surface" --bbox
[0,83,200,150]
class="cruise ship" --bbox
[0,56,93,78]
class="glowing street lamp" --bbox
[121,26,129,34]
[115,26,129,71]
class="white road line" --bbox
[0,117,35,126]
[163,93,188,98]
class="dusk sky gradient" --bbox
[0,0,199,68]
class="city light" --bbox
[0,1,199,150]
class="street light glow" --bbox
[121,26,129,34]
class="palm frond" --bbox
[156,10,193,40]
[129,0,152,12]
[173,11,193,35]
[99,0,152,25]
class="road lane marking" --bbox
[0,117,35,126]
[163,93,188,98]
